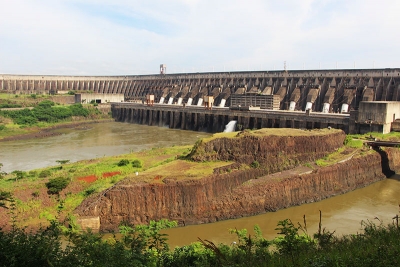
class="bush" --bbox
[0,124,5,131]
[117,159,130,166]
[67,90,75,95]
[45,177,70,195]
[250,161,260,168]
[69,103,89,117]
[39,169,52,178]
[132,159,142,168]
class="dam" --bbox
[2,68,400,133]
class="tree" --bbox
[45,177,70,195]
[56,160,70,169]
[12,170,26,181]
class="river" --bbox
[1,121,399,248]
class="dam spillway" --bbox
[2,68,400,113]
[2,68,400,133]
[111,102,350,133]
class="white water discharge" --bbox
[177,97,183,105]
[305,102,313,111]
[187,98,193,105]
[219,99,226,107]
[341,103,349,113]
[159,97,165,104]
[322,103,330,113]
[223,120,237,132]
[289,101,296,111]
[197,98,203,106]
[167,97,174,105]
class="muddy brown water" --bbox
[0,121,211,173]
[1,122,399,248]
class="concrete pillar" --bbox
[279,119,286,128]
[148,110,153,125]
[169,111,174,128]
[181,112,186,130]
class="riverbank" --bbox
[1,127,399,235]
[0,118,114,142]
[75,129,400,232]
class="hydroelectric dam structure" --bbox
[2,68,400,134]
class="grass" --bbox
[202,128,342,143]
[0,144,232,230]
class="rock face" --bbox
[75,130,398,232]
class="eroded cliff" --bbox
[75,129,398,232]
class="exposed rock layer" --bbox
[76,131,398,232]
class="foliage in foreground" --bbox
[0,210,399,267]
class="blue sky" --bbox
[0,0,399,75]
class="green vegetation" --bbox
[0,96,110,139]
[0,209,399,267]
[132,159,143,168]
[117,159,130,166]
[344,135,364,148]
[0,101,91,125]
[0,145,228,229]
[45,177,70,195]
[250,160,260,168]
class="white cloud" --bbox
[0,0,398,75]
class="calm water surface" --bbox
[1,122,400,248]
[0,122,211,173]
[164,176,400,247]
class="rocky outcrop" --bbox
[75,130,398,232]
[189,130,345,172]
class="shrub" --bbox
[0,124,5,131]
[250,161,260,168]
[132,159,142,168]
[67,90,75,95]
[12,170,26,181]
[37,100,55,108]
[117,159,130,166]
[39,169,52,178]
[45,177,70,195]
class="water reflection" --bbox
[164,176,400,248]
[0,122,211,173]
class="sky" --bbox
[0,0,399,75]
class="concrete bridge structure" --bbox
[2,68,400,133]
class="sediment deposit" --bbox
[75,129,398,232]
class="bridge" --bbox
[366,140,400,147]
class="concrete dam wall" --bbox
[2,68,400,113]
[111,103,350,133]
